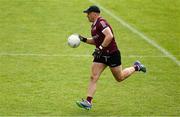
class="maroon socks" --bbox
[86,96,93,103]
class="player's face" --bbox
[87,12,96,22]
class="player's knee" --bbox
[90,75,99,82]
[115,76,124,82]
[116,78,123,82]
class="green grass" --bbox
[97,0,180,59]
[0,0,179,116]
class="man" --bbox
[76,5,146,110]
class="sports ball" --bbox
[67,34,80,48]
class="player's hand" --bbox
[92,46,103,58]
[78,35,87,42]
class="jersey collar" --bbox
[93,17,101,26]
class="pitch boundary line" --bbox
[88,0,180,66]
[0,53,178,58]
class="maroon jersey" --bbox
[91,17,119,54]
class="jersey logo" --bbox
[100,21,107,28]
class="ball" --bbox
[67,34,80,48]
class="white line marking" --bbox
[88,0,180,66]
[0,53,178,58]
[0,53,91,57]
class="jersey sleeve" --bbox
[98,20,109,32]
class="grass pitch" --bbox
[0,0,179,116]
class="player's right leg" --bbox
[110,61,146,82]
[134,61,146,73]
[76,62,106,110]
[110,65,135,82]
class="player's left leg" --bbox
[76,62,107,110]
[87,62,107,98]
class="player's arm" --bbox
[79,35,95,45]
[92,27,113,58]
[86,38,95,45]
[101,27,113,48]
